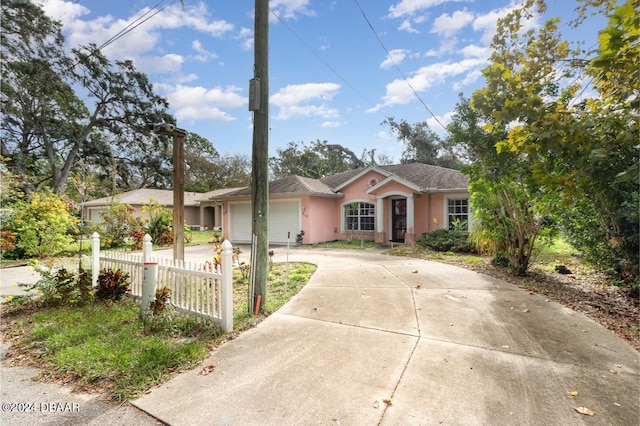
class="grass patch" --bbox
[311,239,379,249]
[1,261,315,401]
[4,299,218,401]
[232,262,316,331]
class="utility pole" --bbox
[250,0,269,314]
[147,123,187,262]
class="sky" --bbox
[34,0,604,162]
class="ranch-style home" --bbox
[209,163,469,245]
[82,187,239,231]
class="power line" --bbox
[269,8,390,122]
[352,0,449,134]
[96,0,179,52]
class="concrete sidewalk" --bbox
[132,247,640,425]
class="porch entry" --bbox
[391,199,406,242]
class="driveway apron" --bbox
[132,247,639,426]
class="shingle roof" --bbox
[377,163,468,190]
[82,188,204,207]
[216,175,337,198]
[206,163,468,200]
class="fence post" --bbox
[143,234,153,263]
[220,240,233,332]
[91,232,100,287]
[141,262,158,318]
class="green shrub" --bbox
[417,229,474,253]
[95,268,130,301]
[21,264,93,306]
[143,202,173,246]
[9,192,76,258]
[99,202,143,249]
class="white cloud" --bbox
[157,84,245,122]
[321,121,342,128]
[472,3,540,45]
[380,49,409,69]
[269,0,315,20]
[191,40,218,62]
[388,0,451,19]
[271,83,341,120]
[369,58,485,111]
[35,0,89,24]
[271,83,340,106]
[432,9,474,38]
[459,44,491,59]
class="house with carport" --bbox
[208,163,469,245]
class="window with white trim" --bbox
[344,202,375,231]
[447,198,469,230]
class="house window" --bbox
[447,198,469,230]
[344,202,375,231]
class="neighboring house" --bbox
[209,163,469,245]
[82,188,239,230]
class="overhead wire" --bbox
[352,0,449,134]
[269,8,391,123]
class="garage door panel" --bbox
[229,200,299,244]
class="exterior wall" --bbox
[184,206,200,228]
[335,172,381,242]
[302,196,340,244]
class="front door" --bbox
[391,199,406,242]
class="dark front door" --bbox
[391,199,406,242]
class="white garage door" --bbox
[229,200,300,244]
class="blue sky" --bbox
[34,0,603,161]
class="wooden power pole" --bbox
[250,0,269,313]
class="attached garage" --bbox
[228,200,300,244]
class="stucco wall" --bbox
[303,196,340,244]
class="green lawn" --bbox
[1,261,315,401]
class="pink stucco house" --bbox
[209,163,469,245]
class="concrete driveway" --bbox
[132,246,639,425]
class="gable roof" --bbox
[212,163,468,200]
[82,188,205,207]
[323,163,468,192]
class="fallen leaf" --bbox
[415,284,422,289]
[573,406,595,416]
[412,270,419,274]
[383,398,392,406]
[529,291,535,295]
[568,391,579,397]
[198,365,215,376]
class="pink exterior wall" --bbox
[302,196,341,244]
[334,171,383,241]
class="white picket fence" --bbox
[91,232,233,332]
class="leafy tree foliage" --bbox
[182,133,251,192]
[469,0,638,284]
[270,140,364,179]
[1,0,172,196]
[384,118,464,169]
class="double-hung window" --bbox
[447,198,469,230]
[344,202,375,231]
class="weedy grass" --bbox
[6,299,218,401]
[2,261,316,401]
[311,239,379,249]
[232,262,316,331]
